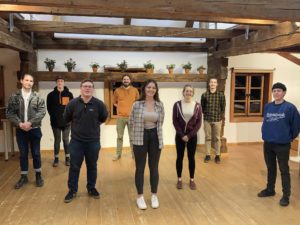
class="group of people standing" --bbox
[5,73,299,209]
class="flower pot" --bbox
[146,68,153,74]
[67,67,72,72]
[168,68,174,75]
[184,69,190,74]
[198,69,204,75]
[48,65,54,72]
[92,67,98,73]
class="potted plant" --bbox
[197,65,206,75]
[182,62,192,74]
[44,58,56,72]
[117,60,128,72]
[166,64,175,74]
[64,58,76,72]
[90,62,100,73]
[144,60,155,74]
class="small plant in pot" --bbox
[64,58,76,72]
[44,58,56,72]
[182,62,192,74]
[144,60,155,74]
[197,65,206,75]
[166,64,175,74]
[90,62,100,73]
[117,60,128,72]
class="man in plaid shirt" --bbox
[201,78,226,164]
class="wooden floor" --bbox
[0,144,300,225]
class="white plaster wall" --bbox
[0,49,20,152]
[225,53,300,143]
[37,50,207,150]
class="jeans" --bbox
[67,139,100,192]
[175,135,197,179]
[116,117,133,156]
[52,126,70,158]
[133,128,161,195]
[264,142,291,197]
[16,128,42,174]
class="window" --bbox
[104,81,142,124]
[230,69,273,122]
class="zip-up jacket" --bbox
[172,101,202,139]
[6,90,46,128]
[47,86,73,128]
[64,96,108,142]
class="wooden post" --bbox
[207,56,228,153]
[19,51,38,89]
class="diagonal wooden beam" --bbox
[0,17,33,52]
[277,52,300,66]
[15,20,243,39]
[212,22,300,57]
[35,37,208,52]
[0,2,281,25]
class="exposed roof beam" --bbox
[0,3,282,25]
[123,17,131,25]
[35,37,208,52]
[185,21,194,28]
[277,52,300,66]
[0,17,33,52]
[15,20,243,39]
[212,22,300,57]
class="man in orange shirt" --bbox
[113,75,139,161]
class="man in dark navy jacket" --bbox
[63,79,108,203]
[258,82,300,207]
[47,76,73,167]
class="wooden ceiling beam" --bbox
[15,20,243,39]
[185,21,194,28]
[212,22,300,57]
[0,17,33,52]
[35,37,208,52]
[0,3,281,25]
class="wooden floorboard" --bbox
[0,144,300,225]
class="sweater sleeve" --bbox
[98,100,108,123]
[290,105,300,140]
[172,102,184,137]
[187,104,202,139]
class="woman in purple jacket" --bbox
[173,85,202,190]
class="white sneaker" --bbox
[136,196,147,210]
[151,194,159,209]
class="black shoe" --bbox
[257,189,276,197]
[215,155,221,164]
[64,190,76,203]
[204,155,211,163]
[279,196,289,207]
[65,157,70,166]
[52,158,59,167]
[15,175,28,189]
[35,172,44,187]
[88,188,100,199]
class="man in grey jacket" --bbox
[6,74,46,189]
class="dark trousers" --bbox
[52,126,70,157]
[264,142,291,197]
[16,128,42,173]
[67,139,100,193]
[133,128,161,195]
[175,135,197,179]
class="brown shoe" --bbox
[189,180,197,190]
[176,180,183,189]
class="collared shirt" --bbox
[129,100,164,149]
[201,90,226,122]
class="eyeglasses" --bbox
[81,85,93,89]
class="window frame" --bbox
[230,69,273,123]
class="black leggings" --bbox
[175,135,197,179]
[133,128,161,195]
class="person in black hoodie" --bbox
[47,76,73,167]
